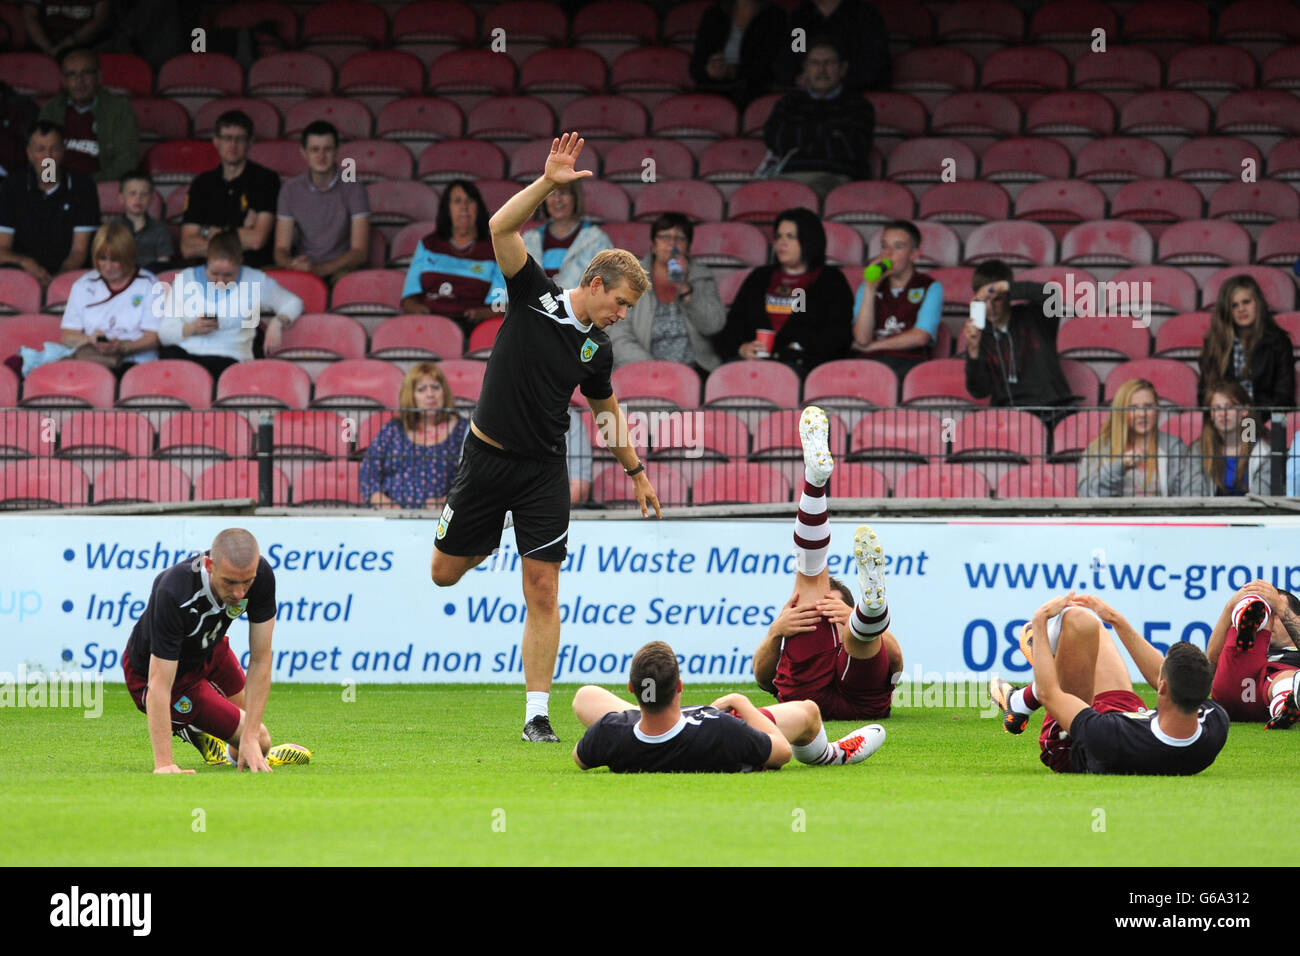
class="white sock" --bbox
[1010,685,1038,716]
[224,743,235,766]
[1269,687,1290,721]
[792,725,836,765]
[526,691,549,723]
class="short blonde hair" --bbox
[398,361,455,432]
[580,248,649,295]
[91,221,137,274]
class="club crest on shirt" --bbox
[437,503,453,540]
[581,338,598,362]
[173,696,193,714]
[225,599,247,619]
[907,287,924,303]
[131,295,142,307]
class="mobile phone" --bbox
[969,300,987,329]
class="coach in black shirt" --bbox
[0,120,98,283]
[180,110,279,267]
[430,133,659,745]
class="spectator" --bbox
[1197,381,1273,496]
[567,408,593,505]
[1078,378,1209,498]
[1197,274,1295,414]
[762,36,874,199]
[360,362,469,510]
[962,259,1074,419]
[0,81,39,180]
[690,0,788,108]
[22,1,110,58]
[59,221,160,371]
[852,219,943,376]
[0,120,99,284]
[608,212,726,374]
[1288,435,1300,497]
[181,110,280,268]
[273,120,370,284]
[37,49,139,183]
[521,179,611,288]
[113,169,173,272]
[715,207,853,376]
[158,230,303,378]
[400,179,504,333]
[786,0,891,94]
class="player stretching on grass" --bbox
[572,640,885,772]
[750,406,902,720]
[430,133,660,743]
[122,528,311,773]
[1206,581,1300,728]
[989,592,1227,774]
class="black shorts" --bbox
[436,430,570,563]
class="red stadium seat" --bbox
[1209,181,1300,225]
[0,271,42,313]
[715,271,747,306]
[0,316,63,368]
[156,52,243,98]
[0,459,90,508]
[1160,408,1205,448]
[284,98,372,141]
[1156,220,1252,266]
[266,270,328,314]
[603,138,694,184]
[741,93,782,137]
[327,270,405,316]
[338,51,425,97]
[157,411,255,459]
[392,1,477,47]
[887,139,976,184]
[930,92,1022,139]
[520,48,607,95]
[1256,222,1300,265]
[928,267,977,316]
[1109,266,1201,320]
[428,50,516,96]
[649,408,749,460]
[593,461,688,506]
[365,181,440,232]
[213,2,298,45]
[1218,0,1300,44]
[633,181,725,223]
[691,462,791,505]
[99,52,152,97]
[145,141,220,185]
[865,92,929,143]
[1104,359,1200,406]
[388,222,434,267]
[466,98,556,143]
[1215,90,1300,138]
[995,463,1078,498]
[42,270,89,314]
[418,140,507,182]
[1168,45,1257,97]
[919,182,1011,226]
[274,314,369,362]
[1276,313,1300,357]
[1075,138,1168,185]
[828,462,891,498]
[1073,47,1163,105]
[508,136,599,182]
[823,182,915,225]
[482,1,566,44]
[703,362,801,409]
[0,368,17,412]
[1057,314,1152,361]
[466,317,502,358]
[247,52,334,98]
[1014,181,1107,234]
[369,315,465,360]
[901,358,987,407]
[936,0,1024,44]
[1059,221,1155,268]
[301,0,387,45]
[596,221,649,260]
[59,410,154,458]
[950,409,1048,462]
[1051,409,1109,460]
[338,140,413,183]
[697,139,768,184]
[651,94,739,139]
[273,409,350,457]
[215,360,312,408]
[293,460,364,506]
[1123,0,1212,44]
[725,180,820,224]
[1263,46,1300,90]
[1119,91,1212,138]
[1153,312,1212,358]
[979,138,1072,189]
[130,98,190,142]
[1111,180,1205,233]
[688,222,768,268]
[964,221,1056,266]
[1023,92,1115,138]
[663,0,710,46]
[1061,358,1102,404]
[849,409,945,461]
[823,222,864,267]
[610,47,692,94]
[1171,137,1264,184]
[1203,266,1296,312]
[611,361,701,409]
[571,1,659,55]
[1268,138,1300,181]
[117,360,213,409]
[0,53,59,97]
[560,97,648,142]
[804,360,899,410]
[979,47,1070,100]
[194,98,281,140]
[894,463,991,499]
[438,359,487,405]
[21,361,116,408]
[376,98,464,144]
[194,460,289,505]
[893,48,976,104]
[247,140,303,178]
[312,359,405,408]
[0,409,52,458]
[750,409,849,460]
[95,460,191,504]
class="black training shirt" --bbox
[182,161,280,267]
[1068,700,1229,775]
[473,255,613,459]
[0,167,99,273]
[576,705,773,773]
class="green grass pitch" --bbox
[1,682,1290,866]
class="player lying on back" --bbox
[1206,581,1300,729]
[990,592,1227,775]
[572,640,885,773]
[751,406,902,720]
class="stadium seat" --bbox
[388,222,434,267]
[1156,220,1252,266]
[273,409,351,458]
[58,410,155,458]
[145,141,220,185]
[1171,137,1264,186]
[338,50,425,98]
[0,271,41,313]
[633,181,725,223]
[520,48,608,97]
[482,1,566,44]
[935,0,1024,44]
[611,361,701,410]
[571,1,659,62]
[1059,221,1155,268]
[901,359,987,407]
[827,462,891,498]
[697,139,768,184]
[868,222,961,269]
[609,47,692,97]
[247,140,303,178]
[750,409,849,461]
[98,52,152,97]
[1073,47,1163,106]
[1102,267,1200,328]
[1118,91,1213,138]
[0,362,14,406]
[213,2,298,45]
[1266,138,1300,181]
[1262,45,1300,89]
[274,313,369,363]
[597,222,649,260]
[1208,181,1300,225]
[593,461,688,506]
[284,98,372,141]
[466,97,557,143]
[0,409,51,458]
[650,94,739,140]
[1057,314,1152,361]
[950,409,1048,463]
[979,138,1072,193]
[1075,138,1168,186]
[194,98,281,140]
[292,460,364,506]
[823,182,915,225]
[215,360,312,408]
[740,93,782,137]
[301,0,387,48]
[1122,0,1212,46]
[893,48,976,106]
[1215,90,1300,140]
[865,92,929,144]
[264,270,327,314]
[428,50,516,97]
[376,97,464,145]
[131,98,190,141]
[887,139,976,185]
[1014,180,1107,237]
[157,411,255,459]
[1160,408,1205,448]
[1104,359,1199,406]
[1023,92,1115,138]
[894,463,991,499]
[194,460,289,505]
[0,316,63,371]
[559,97,648,145]
[918,182,1011,226]
[927,267,977,316]
[688,222,768,268]
[0,53,59,97]
[365,181,440,232]
[466,316,502,358]
[725,181,820,224]
[0,459,90,508]
[391,0,477,48]
[1050,408,1109,461]
[418,140,507,183]
[848,409,945,462]
[662,0,710,47]
[930,92,1022,139]
[1167,45,1257,99]
[311,359,405,409]
[1153,312,1212,358]
[1110,180,1205,235]
[602,139,693,192]
[703,362,800,409]
[963,221,1056,266]
[691,462,791,505]
[339,140,414,183]
[156,53,243,98]
[1218,0,1300,44]
[649,408,749,461]
[325,270,405,317]
[21,361,116,408]
[823,222,864,267]
[368,315,465,361]
[435,359,487,405]
[715,271,747,306]
[42,270,89,314]
[94,460,191,504]
[803,359,898,413]
[995,463,1078,498]
[1255,221,1300,265]
[1055,358,1099,405]
[247,52,334,98]
[117,360,213,409]
[979,47,1070,102]
[1276,313,1300,356]
[1203,265,1296,312]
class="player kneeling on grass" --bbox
[751,406,902,720]
[571,640,884,773]
[989,592,1227,775]
[1206,580,1300,729]
[121,528,311,774]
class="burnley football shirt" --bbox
[575,705,773,773]
[1067,700,1229,775]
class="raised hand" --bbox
[543,132,594,187]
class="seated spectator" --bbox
[0,120,99,284]
[1197,274,1295,413]
[852,219,943,376]
[690,0,788,108]
[1078,378,1209,498]
[59,221,160,371]
[785,0,891,94]
[521,180,611,288]
[715,207,853,377]
[182,110,280,268]
[360,362,469,510]
[400,179,504,333]
[962,259,1074,420]
[762,36,874,198]
[0,81,38,180]
[1197,381,1273,496]
[114,169,173,272]
[158,230,303,378]
[608,213,726,374]
[22,1,110,59]
[273,120,370,284]
[37,49,139,183]
[567,408,593,506]
[1288,435,1300,497]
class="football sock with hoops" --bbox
[849,600,889,642]
[1269,685,1292,723]
[1011,683,1040,716]
[793,481,830,576]
[792,725,838,765]
[525,691,549,724]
